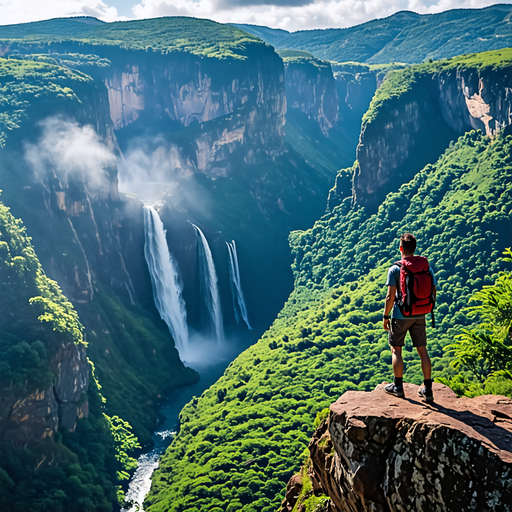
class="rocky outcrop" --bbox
[353,62,512,209]
[0,343,89,445]
[282,383,512,512]
[283,56,338,136]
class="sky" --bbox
[0,0,510,31]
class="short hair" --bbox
[400,233,417,254]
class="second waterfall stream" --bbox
[226,240,252,329]
[192,224,225,343]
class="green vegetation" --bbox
[9,52,111,71]
[0,56,94,147]
[235,5,512,64]
[0,17,261,60]
[280,52,333,76]
[277,49,315,59]
[441,249,512,397]
[75,282,199,442]
[0,200,138,510]
[0,199,84,391]
[330,61,406,73]
[145,129,512,511]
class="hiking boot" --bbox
[418,385,434,403]
[384,382,405,398]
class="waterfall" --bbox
[226,240,252,330]
[192,224,224,342]
[143,206,188,353]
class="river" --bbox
[122,335,256,511]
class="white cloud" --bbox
[0,0,119,25]
[130,0,511,31]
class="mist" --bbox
[179,331,252,368]
[117,136,192,205]
[24,117,116,190]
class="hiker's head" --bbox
[400,233,416,256]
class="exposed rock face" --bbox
[433,69,512,137]
[334,70,379,127]
[353,66,512,209]
[283,383,512,512]
[0,343,89,445]
[0,60,142,305]
[284,56,338,136]
[101,44,286,173]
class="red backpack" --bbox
[395,256,436,325]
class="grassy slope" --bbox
[0,17,261,59]
[145,127,512,511]
[235,5,512,64]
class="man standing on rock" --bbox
[382,233,437,402]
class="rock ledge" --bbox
[282,383,512,512]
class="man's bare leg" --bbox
[385,346,405,397]
[416,346,432,380]
[391,346,404,378]
[417,346,434,402]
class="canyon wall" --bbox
[282,55,338,136]
[332,65,381,127]
[353,57,512,209]
[0,56,197,442]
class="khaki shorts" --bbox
[388,317,427,348]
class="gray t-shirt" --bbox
[386,263,437,319]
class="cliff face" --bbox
[283,56,338,136]
[433,67,512,137]
[281,383,512,512]
[0,343,89,445]
[334,69,379,126]
[0,199,90,447]
[1,83,136,305]
[2,40,286,176]
[353,54,512,209]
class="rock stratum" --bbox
[281,383,512,512]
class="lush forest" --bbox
[235,4,512,63]
[145,130,512,511]
[0,200,141,511]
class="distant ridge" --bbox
[233,4,512,63]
